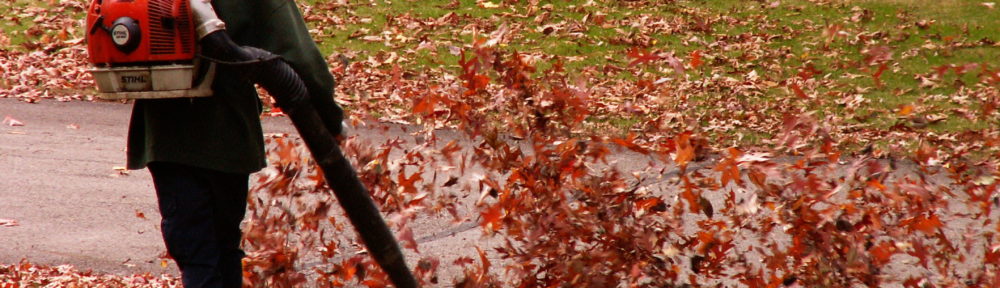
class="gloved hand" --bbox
[309,90,345,138]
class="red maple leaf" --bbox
[459,51,490,95]
[674,131,696,169]
[689,50,703,69]
[869,241,897,266]
[680,183,701,214]
[626,47,663,67]
[907,241,930,268]
[905,213,943,235]
[789,82,808,99]
[480,205,504,230]
[612,133,650,154]
[398,172,422,195]
[412,93,437,115]
[715,148,742,187]
[453,256,475,266]
[872,63,888,87]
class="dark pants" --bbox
[148,162,249,288]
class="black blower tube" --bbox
[200,31,419,288]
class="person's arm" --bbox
[252,1,345,137]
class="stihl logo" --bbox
[121,75,148,84]
[111,25,131,45]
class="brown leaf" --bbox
[442,176,459,187]
[699,196,713,218]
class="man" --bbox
[126,1,343,287]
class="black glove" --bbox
[309,89,344,138]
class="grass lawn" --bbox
[2,0,997,153]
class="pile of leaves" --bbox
[0,260,179,287]
[0,0,92,101]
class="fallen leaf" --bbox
[973,175,997,186]
[897,104,914,116]
[689,50,703,69]
[907,213,943,234]
[477,1,500,8]
[789,82,808,99]
[3,115,24,126]
[112,166,130,177]
[480,205,504,231]
[674,132,696,168]
[870,241,897,265]
[0,218,18,227]
[397,227,420,253]
[442,176,459,187]
[453,256,475,266]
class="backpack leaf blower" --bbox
[85,1,419,287]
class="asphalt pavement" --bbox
[0,98,496,278]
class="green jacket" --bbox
[127,0,338,174]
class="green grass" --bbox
[2,0,996,151]
[0,0,44,47]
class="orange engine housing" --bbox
[86,0,196,66]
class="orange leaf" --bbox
[480,205,503,230]
[715,148,742,187]
[680,186,701,214]
[690,50,703,68]
[477,246,491,275]
[674,132,695,168]
[398,172,422,195]
[866,179,886,191]
[870,241,897,265]
[412,94,437,115]
[696,231,715,253]
[897,104,914,116]
[908,213,943,235]
[635,197,664,212]
[613,133,649,154]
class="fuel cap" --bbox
[110,17,141,54]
